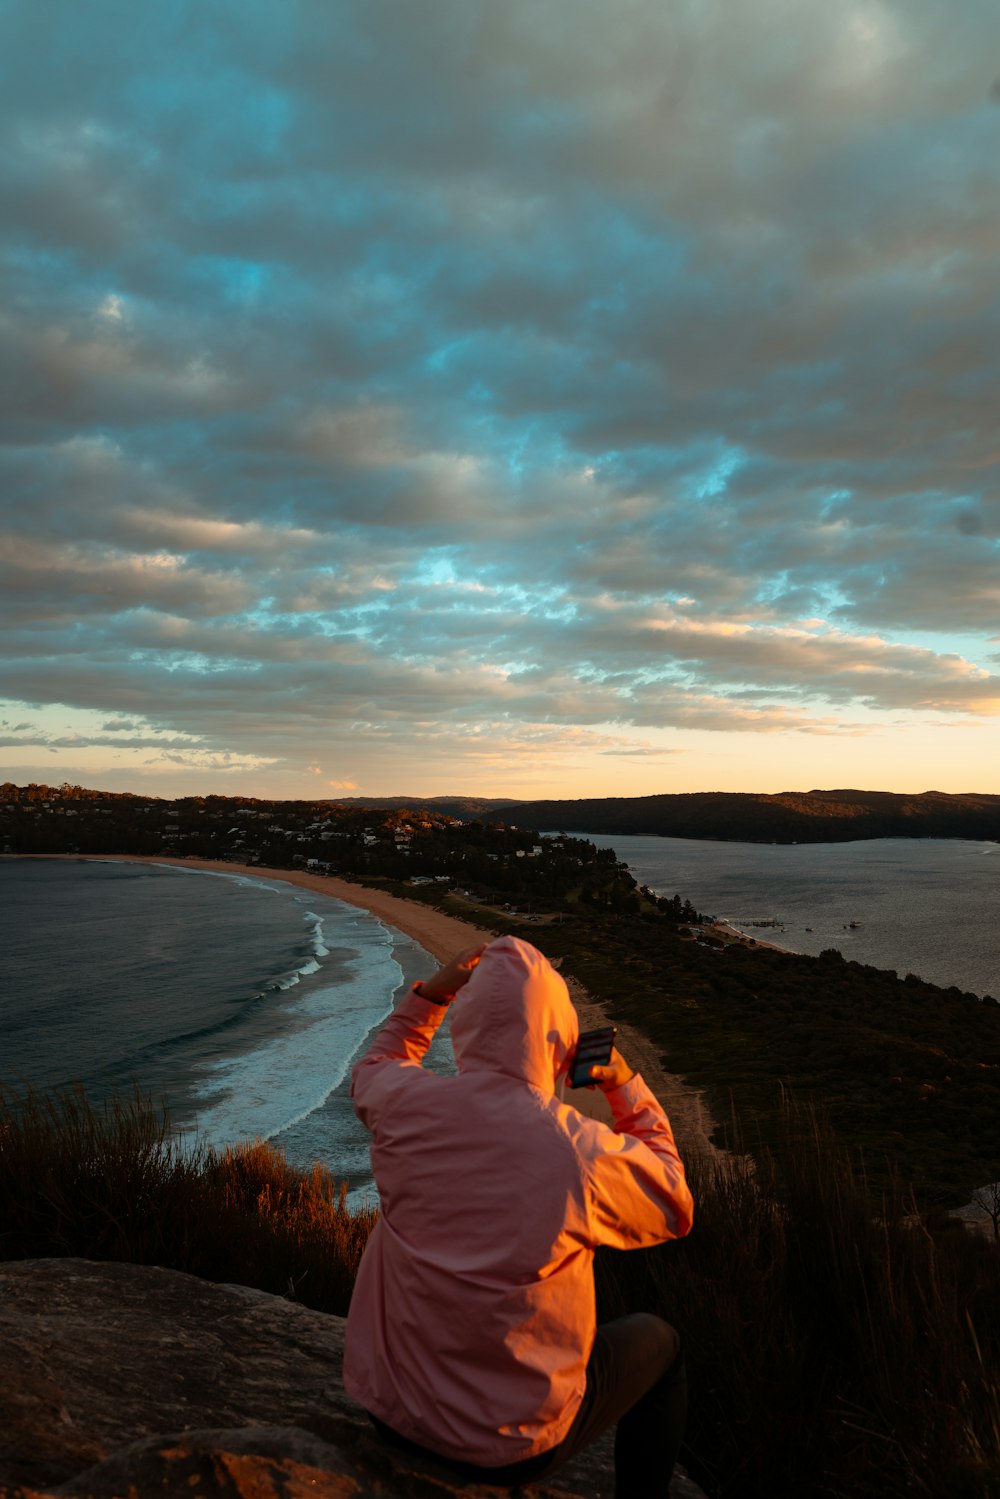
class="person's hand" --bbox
[419,943,488,1004]
[585,1046,635,1092]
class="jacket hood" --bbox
[448,935,579,1093]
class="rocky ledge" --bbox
[0,1259,706,1499]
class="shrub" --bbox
[0,1084,207,1266]
[207,1139,377,1310]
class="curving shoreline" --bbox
[57,854,722,1161]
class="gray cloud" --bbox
[2,0,999,790]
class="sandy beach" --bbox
[706,919,788,955]
[67,855,722,1160]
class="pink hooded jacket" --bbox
[343,935,693,1468]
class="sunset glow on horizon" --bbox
[2,2,999,801]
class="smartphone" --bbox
[567,1026,618,1089]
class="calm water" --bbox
[583,835,1000,998]
[0,858,451,1197]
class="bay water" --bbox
[583,834,999,999]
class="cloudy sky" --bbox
[2,0,999,800]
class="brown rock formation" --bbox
[0,1259,706,1499]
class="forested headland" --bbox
[500,787,1000,843]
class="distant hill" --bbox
[333,795,522,818]
[7,781,999,844]
[494,789,1000,843]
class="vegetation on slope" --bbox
[2,1086,997,1498]
[598,1098,1000,1499]
[368,879,1000,1208]
[0,1086,374,1315]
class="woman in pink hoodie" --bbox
[344,934,694,1495]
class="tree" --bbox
[972,1179,1000,1241]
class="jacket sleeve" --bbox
[581,1073,694,1248]
[351,985,449,1132]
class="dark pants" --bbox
[370,1313,686,1498]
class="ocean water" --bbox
[583,834,1000,999]
[0,858,451,1199]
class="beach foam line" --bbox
[190,925,404,1150]
[304,911,330,957]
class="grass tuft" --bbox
[0,1085,376,1315]
[596,1095,1000,1498]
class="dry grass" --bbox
[3,1085,998,1494]
[596,1097,1000,1498]
[0,1085,376,1315]
[207,1138,377,1308]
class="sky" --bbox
[2,0,1000,801]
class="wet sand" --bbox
[64,855,723,1160]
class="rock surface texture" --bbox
[0,1260,707,1499]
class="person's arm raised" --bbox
[577,1044,694,1246]
[350,943,487,1124]
[414,943,487,1004]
